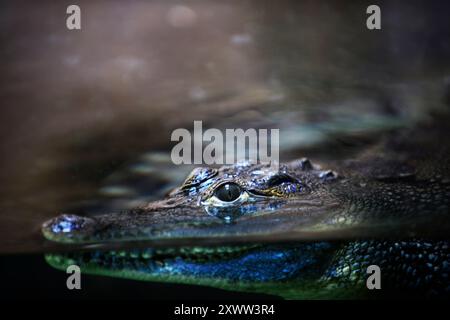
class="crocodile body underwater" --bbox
[42,118,450,299]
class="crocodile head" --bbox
[42,159,344,245]
[41,156,450,298]
[42,159,359,298]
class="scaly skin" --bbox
[46,240,449,299]
[42,120,450,299]
[41,158,450,243]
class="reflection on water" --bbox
[0,0,450,253]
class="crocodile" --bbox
[41,118,450,299]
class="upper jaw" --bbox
[41,192,341,247]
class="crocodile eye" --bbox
[214,183,242,202]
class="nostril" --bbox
[50,214,82,233]
[42,214,96,242]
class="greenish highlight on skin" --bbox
[45,252,365,300]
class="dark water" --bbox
[1,0,450,299]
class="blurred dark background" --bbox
[1,0,450,299]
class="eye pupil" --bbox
[214,183,241,202]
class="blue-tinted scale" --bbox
[186,168,217,187]
[194,169,212,182]
[189,178,216,196]
[281,183,302,194]
[159,243,332,282]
